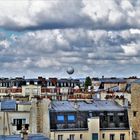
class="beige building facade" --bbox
[50,117,131,140]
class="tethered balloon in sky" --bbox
[67,66,74,75]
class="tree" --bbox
[85,76,92,89]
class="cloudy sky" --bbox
[0,0,140,78]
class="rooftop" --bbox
[0,134,50,140]
[1,100,16,110]
[100,78,126,83]
[132,78,140,84]
[51,100,125,112]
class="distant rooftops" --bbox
[51,100,125,112]
[132,78,140,84]
[100,78,126,83]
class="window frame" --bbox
[67,115,76,122]
[70,134,75,140]
[58,135,63,140]
[120,134,125,140]
[57,115,65,123]
[110,134,115,140]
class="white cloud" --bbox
[0,0,139,30]
[0,40,10,48]
[121,43,140,56]
[0,0,140,77]
[0,27,139,77]
[130,29,140,34]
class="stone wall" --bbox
[131,83,140,140]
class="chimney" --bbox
[20,128,28,140]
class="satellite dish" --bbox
[67,66,74,75]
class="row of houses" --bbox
[0,77,81,88]
[0,76,137,101]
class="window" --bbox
[51,88,55,93]
[92,133,98,140]
[71,83,74,87]
[26,82,29,85]
[68,115,75,122]
[80,134,83,139]
[120,134,125,140]
[25,124,29,130]
[110,134,115,140]
[133,111,137,117]
[89,112,92,117]
[70,134,75,140]
[119,116,124,122]
[109,116,114,122]
[102,133,105,139]
[47,82,49,86]
[25,88,30,95]
[58,135,63,140]
[33,88,38,94]
[13,119,26,125]
[133,132,137,139]
[13,119,26,130]
[61,83,63,87]
[103,116,106,121]
[57,115,64,122]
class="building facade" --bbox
[49,100,131,140]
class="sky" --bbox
[0,0,140,78]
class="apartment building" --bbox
[0,97,132,140]
[37,99,131,140]
[0,100,30,135]
[0,77,82,100]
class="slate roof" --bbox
[108,86,119,92]
[17,102,31,105]
[1,100,16,110]
[28,134,50,140]
[51,100,124,112]
[100,78,126,83]
[0,135,21,140]
[132,79,140,84]
[0,134,50,140]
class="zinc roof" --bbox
[51,100,124,112]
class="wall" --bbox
[17,104,31,112]
[42,98,51,137]
[100,129,131,140]
[0,111,30,135]
[50,117,100,140]
[131,83,140,139]
[22,85,41,97]
[88,117,100,140]
[29,98,37,134]
[50,130,88,140]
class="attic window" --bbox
[57,115,64,122]
[67,115,75,122]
